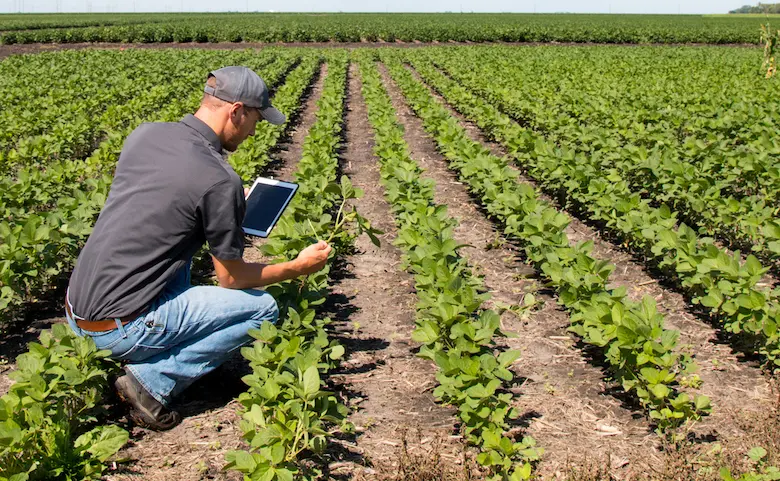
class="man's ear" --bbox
[228,102,244,125]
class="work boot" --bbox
[114,368,182,431]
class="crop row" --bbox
[1,51,251,176]
[226,53,375,480]
[0,13,768,45]
[402,52,780,370]
[378,52,711,432]
[356,52,540,480]
[0,50,185,153]
[0,51,309,326]
[423,47,780,268]
[0,324,128,480]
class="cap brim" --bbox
[261,106,285,125]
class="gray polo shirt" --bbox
[68,115,246,321]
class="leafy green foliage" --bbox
[0,13,770,45]
[428,46,780,270]
[380,51,710,433]
[0,324,128,480]
[227,53,380,480]
[356,52,540,480]
[408,46,780,371]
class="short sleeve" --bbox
[197,179,246,260]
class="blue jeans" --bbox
[65,260,278,407]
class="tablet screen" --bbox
[243,178,298,237]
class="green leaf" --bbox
[411,321,439,344]
[329,344,345,360]
[275,468,294,481]
[302,365,320,398]
[76,425,129,462]
[748,446,767,462]
[497,350,521,367]
[233,450,258,472]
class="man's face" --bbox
[223,104,262,152]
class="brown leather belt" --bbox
[65,295,147,333]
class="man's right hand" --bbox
[295,241,332,275]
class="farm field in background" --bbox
[0,13,775,44]
[1,42,779,481]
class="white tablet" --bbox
[242,177,299,238]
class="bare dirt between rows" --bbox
[272,63,327,180]
[319,63,465,478]
[0,40,760,60]
[401,62,774,436]
[407,61,775,440]
[384,61,779,477]
[376,61,667,478]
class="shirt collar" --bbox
[181,114,222,153]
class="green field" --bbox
[1,42,780,480]
[0,12,773,44]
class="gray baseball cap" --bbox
[204,66,285,125]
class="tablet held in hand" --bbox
[242,177,298,237]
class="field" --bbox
[1,39,780,481]
[0,13,774,44]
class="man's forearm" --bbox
[212,241,331,290]
[219,259,305,290]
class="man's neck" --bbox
[194,109,227,145]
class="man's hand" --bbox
[295,241,332,275]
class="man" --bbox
[64,66,331,431]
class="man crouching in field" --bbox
[64,67,331,431]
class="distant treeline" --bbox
[730,3,780,13]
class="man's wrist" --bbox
[288,257,306,276]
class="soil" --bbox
[380,61,776,477]
[403,62,775,442]
[321,63,464,477]
[267,62,328,182]
[375,62,666,477]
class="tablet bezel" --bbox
[242,177,299,238]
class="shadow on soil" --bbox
[0,275,70,363]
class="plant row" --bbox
[1,324,128,480]
[424,47,780,268]
[0,13,767,45]
[356,52,541,480]
[379,53,711,433]
[0,50,218,171]
[226,54,379,481]
[404,53,780,370]
[433,46,779,200]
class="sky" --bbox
[0,0,752,14]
